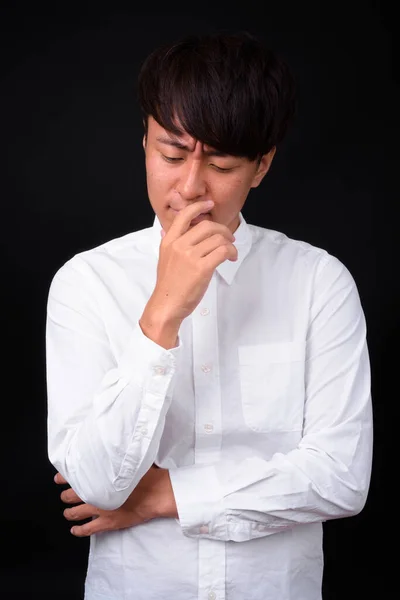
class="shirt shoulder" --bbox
[247,223,356,289]
[50,224,155,280]
[249,223,330,264]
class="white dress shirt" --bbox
[46,211,373,600]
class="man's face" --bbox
[143,116,275,234]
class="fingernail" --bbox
[54,473,58,482]
[70,527,75,535]
[206,200,214,207]
[160,229,165,238]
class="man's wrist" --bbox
[139,300,182,350]
[153,469,179,519]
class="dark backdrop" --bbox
[1,2,395,598]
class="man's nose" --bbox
[177,159,207,200]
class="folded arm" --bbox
[46,256,182,510]
[169,256,373,542]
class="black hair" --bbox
[137,31,297,161]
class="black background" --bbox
[1,1,395,598]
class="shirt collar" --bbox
[149,211,253,285]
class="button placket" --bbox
[193,274,225,599]
[192,274,222,462]
[199,537,225,600]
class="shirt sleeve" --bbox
[168,255,373,542]
[46,255,182,510]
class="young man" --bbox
[46,31,373,600]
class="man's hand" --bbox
[54,465,178,537]
[141,200,238,328]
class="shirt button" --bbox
[153,365,166,375]
[200,308,210,316]
[208,592,216,600]
[140,426,148,435]
[203,423,214,433]
[201,364,212,373]
[199,525,209,534]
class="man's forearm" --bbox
[151,468,179,519]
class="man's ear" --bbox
[250,146,276,188]
[142,134,147,150]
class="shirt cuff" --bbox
[117,320,182,397]
[168,463,228,540]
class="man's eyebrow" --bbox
[156,136,189,150]
[156,136,230,157]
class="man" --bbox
[46,31,373,600]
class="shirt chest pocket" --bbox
[238,341,306,433]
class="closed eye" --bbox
[161,154,235,172]
[161,155,183,163]
[211,164,234,173]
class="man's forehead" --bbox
[148,116,218,152]
[160,127,211,151]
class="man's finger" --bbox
[166,200,214,240]
[70,522,96,537]
[70,516,113,538]
[64,504,99,522]
[54,472,68,485]
[60,487,82,504]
